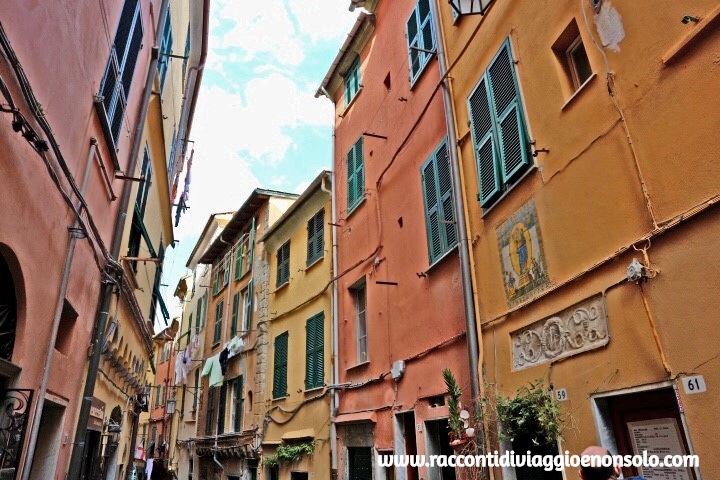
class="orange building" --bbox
[318,1,474,478]
[437,1,720,479]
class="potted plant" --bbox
[443,369,473,447]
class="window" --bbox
[217,381,227,435]
[406,0,435,85]
[213,255,231,296]
[158,11,173,90]
[276,241,290,287]
[346,137,365,212]
[291,474,308,480]
[354,283,368,363]
[305,312,324,390]
[421,140,457,263]
[192,369,199,412]
[205,387,216,436]
[242,282,253,333]
[195,292,205,331]
[344,57,361,106]
[566,36,592,89]
[348,447,373,479]
[127,145,153,271]
[272,332,289,399]
[99,0,143,145]
[155,384,162,407]
[234,234,250,280]
[468,39,531,208]
[213,300,223,345]
[231,375,244,432]
[230,292,240,336]
[307,209,325,265]
[182,24,191,87]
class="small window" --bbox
[272,332,289,399]
[213,300,224,344]
[347,137,365,212]
[566,36,592,90]
[421,140,457,263]
[276,241,291,287]
[307,209,325,265]
[353,282,368,364]
[305,312,324,390]
[344,57,361,107]
[406,0,435,85]
[552,20,594,96]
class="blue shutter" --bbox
[468,76,501,206]
[488,41,530,182]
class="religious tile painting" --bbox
[497,199,550,307]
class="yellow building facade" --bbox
[437,1,720,478]
[261,171,333,480]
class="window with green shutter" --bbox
[421,140,457,263]
[406,0,435,85]
[217,381,227,434]
[158,11,173,90]
[242,281,253,333]
[305,312,324,390]
[234,238,245,280]
[306,209,325,265]
[230,292,240,336]
[206,387,216,436]
[213,300,223,344]
[344,57,361,106]
[468,39,531,208]
[272,332,289,399]
[347,137,365,212]
[232,375,244,432]
[276,241,290,287]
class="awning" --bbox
[281,428,315,441]
[334,411,377,424]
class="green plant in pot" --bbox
[443,369,473,446]
[263,440,315,467]
[496,379,562,448]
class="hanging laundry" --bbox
[175,349,189,384]
[200,353,224,387]
[225,335,244,360]
[219,347,229,376]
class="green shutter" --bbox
[276,242,290,287]
[245,280,254,331]
[205,387,215,435]
[305,313,324,390]
[234,241,243,280]
[436,143,457,248]
[469,76,501,206]
[421,158,442,262]
[273,332,288,398]
[488,41,530,182]
[214,301,223,343]
[217,381,227,434]
[354,138,364,206]
[347,147,357,208]
[407,7,420,79]
[231,292,239,336]
[248,216,256,268]
[234,376,243,432]
[307,209,325,265]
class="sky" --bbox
[158,0,359,324]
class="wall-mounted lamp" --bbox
[681,15,700,24]
[166,396,177,415]
[448,0,490,16]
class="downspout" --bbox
[428,1,481,403]
[328,132,341,479]
[67,0,170,477]
[20,139,99,480]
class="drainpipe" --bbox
[67,1,170,477]
[328,133,340,479]
[20,139,99,480]
[428,1,481,403]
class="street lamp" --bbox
[448,0,491,16]
[166,396,176,415]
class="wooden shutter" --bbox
[273,333,288,398]
[347,145,357,208]
[245,280,253,331]
[276,242,290,286]
[488,41,529,182]
[422,158,442,262]
[231,292,239,336]
[233,376,243,432]
[468,76,501,206]
[206,387,216,435]
[217,381,227,435]
[354,138,364,206]
[305,313,324,389]
[307,210,324,264]
[234,239,243,279]
[436,142,457,248]
[248,216,256,268]
[406,7,420,79]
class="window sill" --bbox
[305,255,324,271]
[480,166,537,217]
[346,197,366,220]
[663,4,720,65]
[560,72,597,111]
[346,361,370,372]
[340,86,363,117]
[272,395,289,403]
[271,281,290,295]
[304,386,324,394]
[423,243,459,276]
[234,268,252,283]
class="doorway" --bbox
[28,399,65,480]
[425,419,456,480]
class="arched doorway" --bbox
[0,252,17,362]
